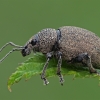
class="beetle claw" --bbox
[59,75,64,85]
[44,79,49,85]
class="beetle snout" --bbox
[21,47,31,57]
[21,49,27,57]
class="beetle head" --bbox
[21,46,31,57]
[21,38,38,57]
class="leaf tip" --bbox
[8,86,12,92]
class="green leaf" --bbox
[7,53,100,92]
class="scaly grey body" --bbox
[1,26,100,85]
[59,26,100,68]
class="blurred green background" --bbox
[0,0,100,100]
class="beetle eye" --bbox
[31,39,37,46]
[25,46,27,49]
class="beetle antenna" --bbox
[0,48,23,63]
[0,42,24,52]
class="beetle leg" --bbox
[41,52,53,85]
[57,51,64,85]
[86,55,97,73]
[73,53,97,74]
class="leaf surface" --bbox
[7,53,100,92]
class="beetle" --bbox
[0,26,100,85]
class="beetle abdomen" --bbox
[59,26,100,67]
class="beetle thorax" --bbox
[37,28,57,54]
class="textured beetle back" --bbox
[37,28,57,53]
[58,26,100,67]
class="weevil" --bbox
[0,26,100,85]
